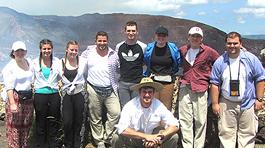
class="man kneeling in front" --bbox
[112,77,179,148]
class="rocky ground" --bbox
[0,81,264,147]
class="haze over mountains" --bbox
[243,35,265,40]
[0,6,265,80]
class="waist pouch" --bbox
[154,75,172,82]
[151,73,172,83]
[15,89,33,100]
[89,83,113,97]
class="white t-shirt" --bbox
[221,57,246,102]
[185,48,200,66]
[86,48,111,87]
[180,47,200,88]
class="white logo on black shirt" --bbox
[121,49,139,61]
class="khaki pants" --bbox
[218,96,258,148]
[178,87,208,148]
[111,126,178,148]
[154,83,174,111]
[87,84,121,145]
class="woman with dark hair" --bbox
[59,40,88,148]
[143,26,182,111]
[2,41,34,147]
[32,39,62,147]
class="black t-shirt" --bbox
[150,44,173,75]
[117,41,146,83]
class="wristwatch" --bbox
[158,134,164,140]
[256,98,264,102]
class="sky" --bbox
[0,0,264,35]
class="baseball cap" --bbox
[188,27,203,37]
[12,41,27,51]
[155,26,168,36]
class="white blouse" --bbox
[2,58,34,101]
[32,57,61,90]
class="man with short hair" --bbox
[210,32,265,147]
[115,21,147,109]
[81,31,120,148]
[178,27,220,148]
[112,77,179,148]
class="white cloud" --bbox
[237,17,246,24]
[255,13,265,18]
[123,0,181,12]
[122,0,209,13]
[198,11,207,15]
[0,0,210,16]
[234,8,265,18]
[211,0,232,4]
[121,0,209,18]
[174,11,187,18]
[247,0,265,7]
[155,0,208,5]
[213,9,220,13]
[216,17,227,24]
[244,32,253,35]
[181,0,208,5]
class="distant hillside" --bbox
[243,35,265,40]
[0,7,264,54]
[0,6,265,81]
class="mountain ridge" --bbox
[243,35,265,40]
[0,6,264,54]
[0,6,265,81]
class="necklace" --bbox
[142,108,150,124]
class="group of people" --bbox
[3,39,86,148]
[1,20,264,148]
